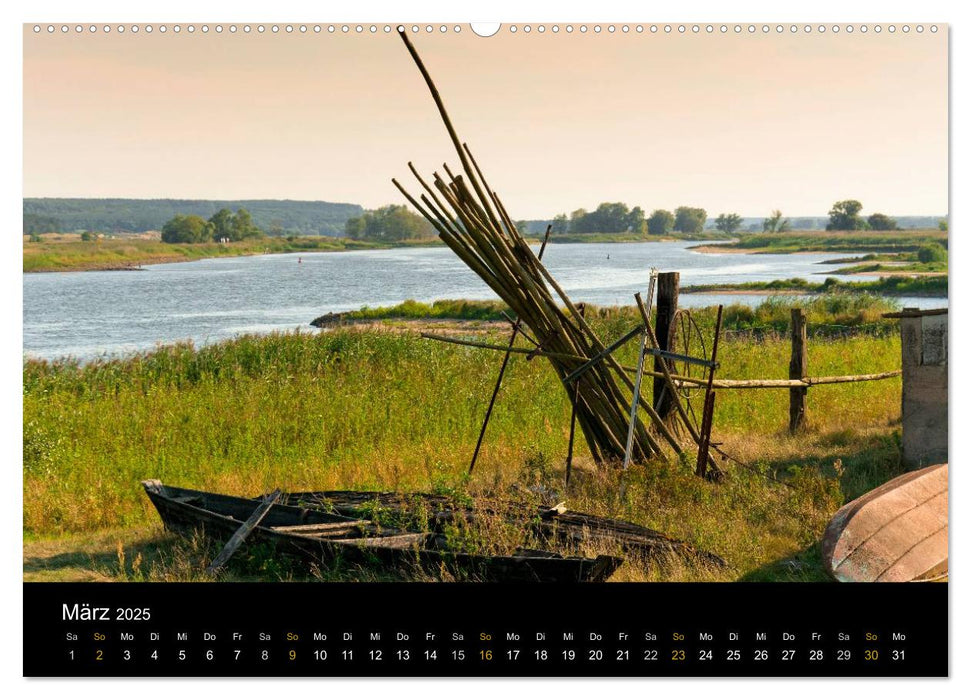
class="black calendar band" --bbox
[24,582,947,677]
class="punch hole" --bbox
[471,23,500,37]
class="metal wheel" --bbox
[665,309,709,432]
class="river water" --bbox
[22,240,944,361]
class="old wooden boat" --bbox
[822,463,948,582]
[271,489,727,568]
[142,480,623,582]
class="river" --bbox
[22,240,945,361]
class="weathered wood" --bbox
[205,490,282,574]
[622,332,650,471]
[468,227,551,475]
[562,325,643,384]
[822,463,947,582]
[144,481,624,583]
[789,308,808,433]
[695,305,723,479]
[565,304,585,486]
[653,272,680,421]
[422,333,899,389]
[395,31,662,465]
[702,371,902,389]
[882,308,948,319]
[278,489,727,568]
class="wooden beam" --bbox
[695,305,724,479]
[789,308,808,433]
[420,333,898,389]
[653,272,680,421]
[561,325,644,385]
[205,490,282,575]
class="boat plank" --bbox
[822,463,948,582]
[837,491,947,580]
[877,526,949,582]
[142,480,623,582]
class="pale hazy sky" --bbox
[23,26,947,218]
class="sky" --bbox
[23,24,948,218]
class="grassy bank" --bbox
[692,229,947,255]
[24,303,906,582]
[341,299,509,323]
[682,275,947,297]
[22,235,441,273]
[322,294,904,337]
[826,261,947,275]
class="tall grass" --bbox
[24,308,905,582]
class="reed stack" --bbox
[392,30,684,466]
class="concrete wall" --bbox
[900,313,948,468]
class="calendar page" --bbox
[21,19,948,678]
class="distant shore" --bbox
[22,232,721,273]
[22,235,443,273]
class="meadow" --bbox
[681,275,947,297]
[23,297,907,584]
[22,235,433,273]
[696,228,947,254]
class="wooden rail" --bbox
[421,332,899,389]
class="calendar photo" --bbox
[21,20,948,677]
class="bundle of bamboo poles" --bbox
[392,30,681,466]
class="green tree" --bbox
[515,220,531,236]
[80,231,94,242]
[551,214,569,234]
[867,213,897,231]
[646,209,674,236]
[714,213,743,235]
[345,216,366,239]
[161,214,212,243]
[939,218,948,232]
[567,203,638,233]
[230,208,262,240]
[763,209,791,233]
[568,209,588,233]
[627,206,647,234]
[208,208,235,241]
[826,200,865,231]
[673,206,707,234]
[23,213,61,235]
[917,243,947,264]
[345,205,434,242]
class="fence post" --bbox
[789,308,808,432]
[653,272,680,422]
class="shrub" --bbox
[916,243,947,264]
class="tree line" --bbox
[344,205,435,241]
[544,203,711,235]
[542,199,923,236]
[23,198,362,236]
[161,208,263,243]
